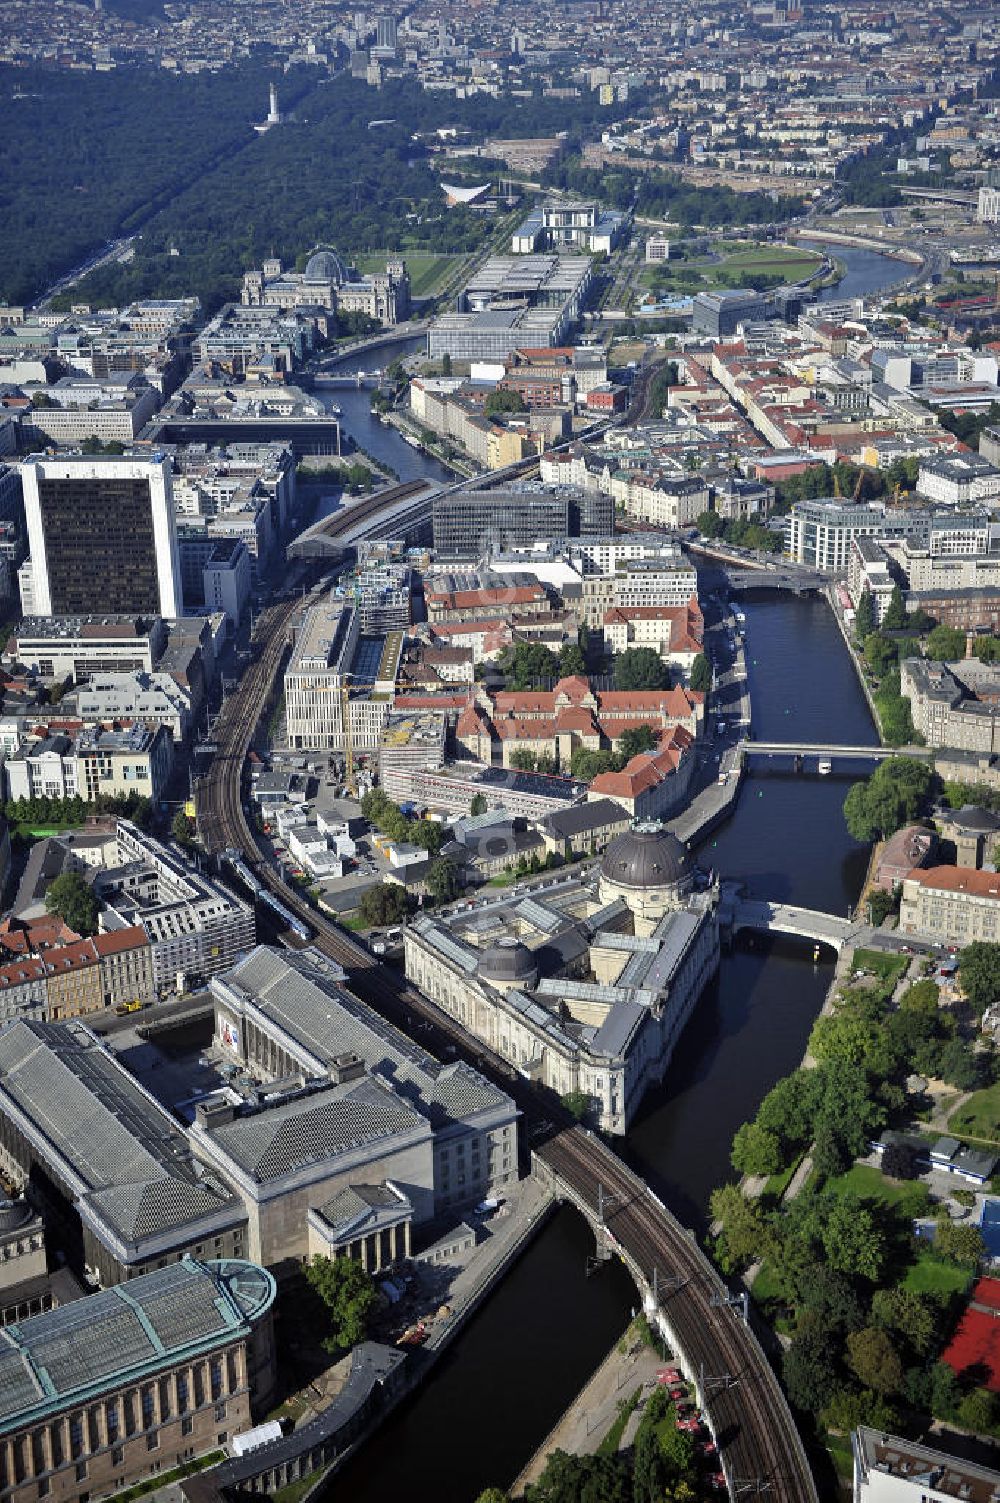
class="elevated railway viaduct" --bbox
[195,492,819,1503]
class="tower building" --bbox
[20,454,182,619]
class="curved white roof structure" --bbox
[441,182,491,205]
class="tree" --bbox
[842,757,934,842]
[924,624,966,662]
[427,857,460,903]
[358,882,409,929]
[730,1121,785,1177]
[441,352,453,377]
[470,793,487,816]
[934,1219,985,1267]
[475,1492,510,1503]
[524,1450,629,1503]
[883,585,908,630]
[958,941,1000,1017]
[709,1184,776,1271]
[409,819,446,856]
[617,725,659,762]
[847,1326,904,1396]
[755,1070,822,1152]
[484,388,527,417]
[855,587,877,640]
[958,1388,999,1435]
[783,1316,839,1413]
[45,871,99,936]
[867,886,898,926]
[808,1012,882,1070]
[696,509,724,538]
[870,1287,937,1358]
[930,1361,962,1421]
[689,653,711,693]
[561,1090,592,1121]
[509,749,537,771]
[570,748,617,780]
[304,1256,378,1355]
[880,1140,921,1181]
[613,648,669,691]
[821,1195,888,1283]
[499,642,560,690]
[938,1038,987,1091]
[864,632,898,678]
[172,810,197,848]
[557,642,586,677]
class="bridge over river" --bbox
[535,1130,818,1503]
[738,739,931,765]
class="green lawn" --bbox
[851,948,909,984]
[352,251,469,298]
[902,1248,973,1297]
[641,239,821,296]
[948,1081,1000,1145]
[762,1155,804,1203]
[824,1162,930,1214]
[825,1430,855,1483]
[750,1259,789,1307]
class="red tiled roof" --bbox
[908,865,1000,898]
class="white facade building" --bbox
[20,455,182,619]
[853,1426,1000,1503]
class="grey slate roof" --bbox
[0,1020,242,1252]
[541,797,628,839]
[206,1077,426,1183]
[313,1182,412,1242]
[214,948,513,1131]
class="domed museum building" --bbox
[405,820,719,1133]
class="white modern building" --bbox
[20,455,182,619]
[853,1426,1000,1503]
[75,671,193,743]
[917,453,1000,507]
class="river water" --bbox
[320,244,899,1503]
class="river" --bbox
[812,239,912,302]
[320,244,895,1503]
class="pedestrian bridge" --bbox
[728,896,861,954]
[738,740,930,764]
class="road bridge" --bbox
[725,569,825,594]
[535,1135,818,1503]
[726,896,861,954]
[738,739,930,763]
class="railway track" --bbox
[196,485,819,1503]
[542,1129,817,1502]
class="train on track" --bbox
[222,849,314,943]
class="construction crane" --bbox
[340,679,355,795]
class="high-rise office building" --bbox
[433,487,570,558]
[376,13,397,48]
[21,455,182,618]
